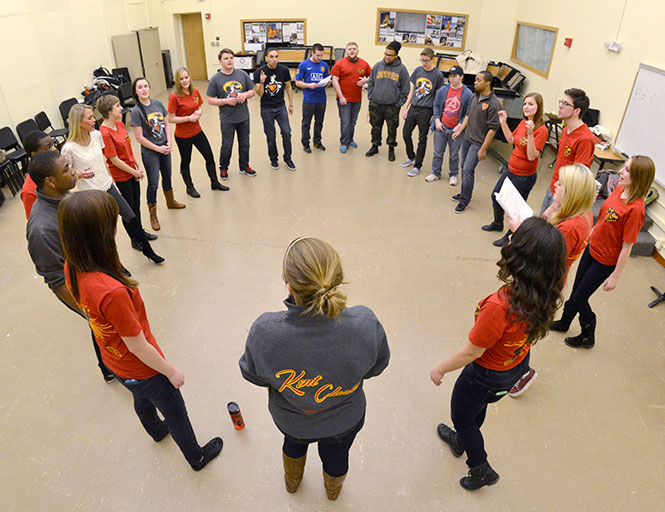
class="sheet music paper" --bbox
[494,177,533,221]
[317,75,332,87]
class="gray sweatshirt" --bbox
[239,298,390,439]
[26,191,66,290]
[367,57,410,106]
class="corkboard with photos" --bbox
[241,19,306,46]
[376,8,468,51]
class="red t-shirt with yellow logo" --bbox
[508,120,548,176]
[330,57,371,103]
[589,186,645,265]
[66,267,164,379]
[557,213,592,281]
[167,88,204,139]
[550,122,595,192]
[100,121,136,182]
[469,289,530,371]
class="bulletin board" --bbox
[375,8,468,51]
[241,19,306,46]
[511,21,558,78]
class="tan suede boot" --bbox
[148,203,160,231]
[323,470,347,500]
[164,189,185,209]
[282,452,307,493]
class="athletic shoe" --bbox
[455,203,467,213]
[451,193,461,202]
[407,167,421,177]
[285,160,297,171]
[349,141,358,148]
[509,369,538,397]
[314,143,326,151]
[401,158,415,168]
[303,145,312,153]
[239,166,257,177]
[449,175,458,186]
[220,169,228,180]
[270,161,279,170]
[340,145,348,153]
[425,173,441,182]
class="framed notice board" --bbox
[376,8,468,51]
[241,19,306,46]
[511,21,558,78]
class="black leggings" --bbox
[563,246,615,323]
[174,131,216,181]
[281,416,364,477]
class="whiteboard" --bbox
[614,63,665,186]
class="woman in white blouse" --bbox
[61,104,164,264]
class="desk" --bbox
[594,147,626,170]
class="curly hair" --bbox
[497,217,566,344]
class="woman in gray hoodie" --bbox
[240,237,390,500]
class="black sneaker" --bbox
[451,194,462,202]
[102,372,116,384]
[460,461,500,491]
[437,424,464,457]
[270,161,279,170]
[285,160,297,171]
[365,145,379,157]
[455,203,467,214]
[314,143,326,151]
[239,166,257,177]
[220,169,229,180]
[191,437,223,471]
[388,147,395,161]
[303,145,312,153]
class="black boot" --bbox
[181,170,200,198]
[565,313,596,348]
[550,304,577,332]
[460,461,500,491]
[437,423,464,457]
[208,167,229,191]
[143,230,158,241]
[365,145,379,157]
[140,240,165,264]
[493,231,512,247]
[388,146,396,161]
[482,204,505,231]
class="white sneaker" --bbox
[449,175,458,186]
[407,167,420,177]
[425,173,441,182]
[401,158,415,168]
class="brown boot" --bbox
[323,470,347,500]
[164,189,186,209]
[282,452,307,493]
[148,203,160,231]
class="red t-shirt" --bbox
[167,88,203,138]
[330,57,371,103]
[508,120,548,176]
[65,268,164,379]
[21,175,37,219]
[469,289,530,371]
[557,214,592,279]
[550,123,595,192]
[100,121,136,182]
[589,186,645,265]
[440,86,463,128]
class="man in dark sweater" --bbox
[366,41,410,161]
[26,151,114,382]
[451,71,501,213]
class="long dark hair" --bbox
[497,217,566,344]
[58,190,137,301]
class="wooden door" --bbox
[182,13,207,80]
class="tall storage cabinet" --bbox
[112,28,166,96]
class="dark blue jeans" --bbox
[451,356,530,468]
[301,102,326,146]
[281,416,365,477]
[261,105,292,163]
[491,170,538,223]
[459,135,482,207]
[116,373,204,466]
[337,100,362,146]
[140,147,173,204]
[219,119,250,171]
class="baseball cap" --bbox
[449,65,464,76]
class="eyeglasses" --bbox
[384,52,396,57]
[420,58,431,63]
[559,100,574,109]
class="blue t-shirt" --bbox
[295,59,329,103]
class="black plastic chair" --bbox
[112,67,131,84]
[0,126,29,172]
[59,98,79,129]
[35,111,68,145]
[16,119,40,145]
[117,82,136,124]
[0,159,23,196]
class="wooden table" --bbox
[594,147,626,170]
